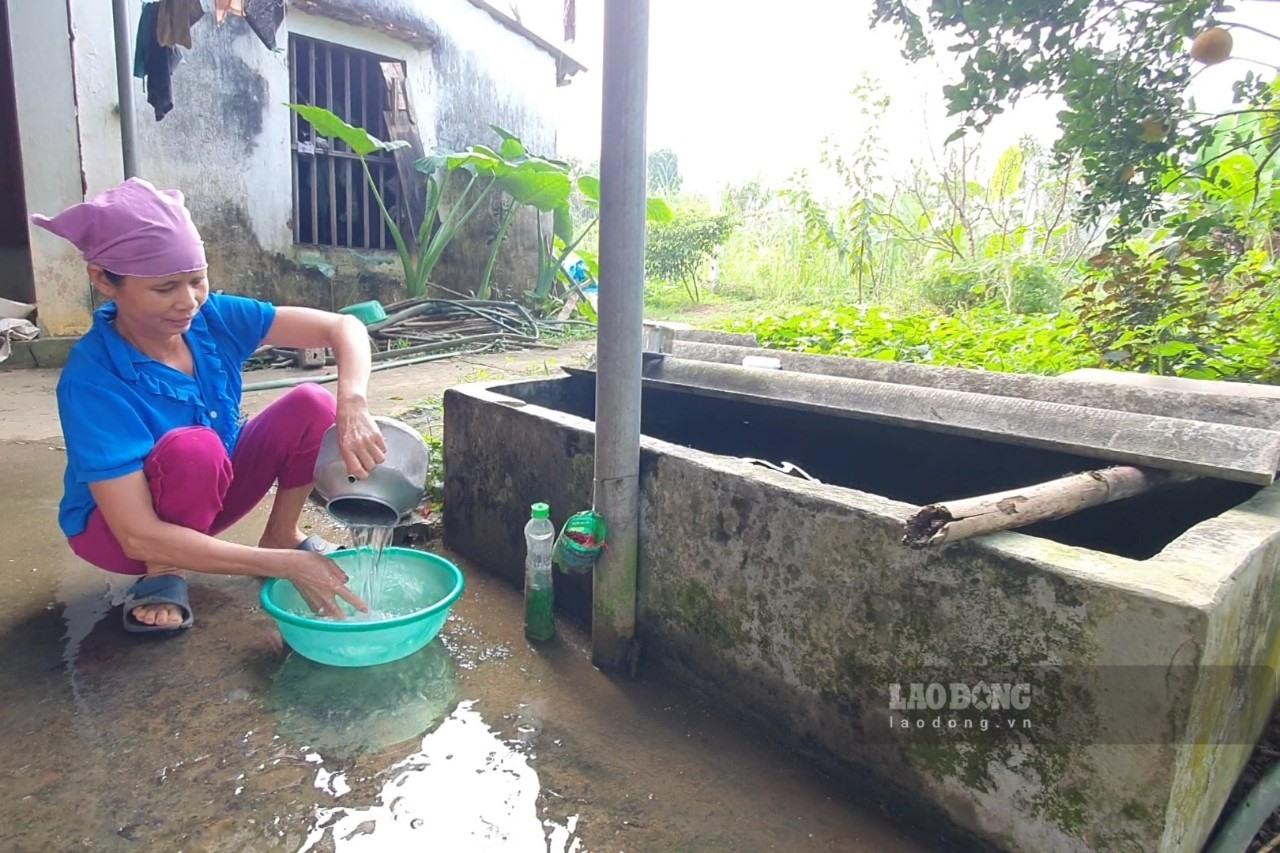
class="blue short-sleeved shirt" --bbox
[56,292,277,538]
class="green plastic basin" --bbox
[261,547,464,668]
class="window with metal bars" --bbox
[289,34,401,250]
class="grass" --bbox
[644,282,836,331]
[650,281,742,318]
[710,208,938,312]
[643,230,934,330]
[543,322,599,343]
[717,226,855,305]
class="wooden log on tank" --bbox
[901,466,1196,549]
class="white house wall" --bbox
[68,0,126,198]
[7,0,91,336]
[423,0,565,297]
[132,5,294,259]
[9,0,571,333]
[426,0,559,151]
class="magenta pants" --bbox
[69,384,337,575]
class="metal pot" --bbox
[313,416,428,527]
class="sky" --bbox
[547,0,1280,197]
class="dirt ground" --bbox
[0,342,596,443]
[11,332,1272,849]
[0,341,953,852]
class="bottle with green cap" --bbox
[524,502,556,642]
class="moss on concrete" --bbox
[665,578,747,652]
[905,741,1000,793]
[1036,784,1089,836]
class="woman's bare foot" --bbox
[258,529,306,550]
[129,602,186,627]
[129,567,188,629]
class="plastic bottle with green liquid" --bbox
[524,502,556,642]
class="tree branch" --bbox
[1220,20,1280,44]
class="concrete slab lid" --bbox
[0,298,35,320]
[563,361,1280,485]
[667,341,1280,430]
[1058,367,1280,400]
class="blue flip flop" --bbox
[296,534,340,555]
[122,574,194,634]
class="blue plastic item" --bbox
[261,547,464,667]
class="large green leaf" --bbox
[288,104,406,157]
[1149,340,1199,357]
[578,175,601,203]
[647,197,674,223]
[498,168,572,212]
[490,125,526,159]
[445,146,512,176]
[553,204,573,243]
[500,137,526,161]
[525,157,567,173]
[415,155,447,175]
[576,248,599,280]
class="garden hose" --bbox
[242,343,497,392]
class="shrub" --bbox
[645,208,735,303]
[918,257,1070,315]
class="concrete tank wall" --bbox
[443,376,1280,852]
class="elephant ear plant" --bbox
[446,127,576,300]
[289,104,500,298]
[289,108,674,312]
[538,175,673,315]
[470,127,674,313]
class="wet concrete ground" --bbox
[0,355,943,852]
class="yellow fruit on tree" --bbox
[1190,27,1233,65]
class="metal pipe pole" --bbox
[592,0,649,672]
[111,0,139,177]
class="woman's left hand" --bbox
[337,396,387,479]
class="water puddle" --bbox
[305,752,352,798]
[269,643,460,757]
[57,564,131,673]
[298,701,582,852]
[437,615,513,671]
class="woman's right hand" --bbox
[281,551,369,618]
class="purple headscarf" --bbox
[31,178,207,278]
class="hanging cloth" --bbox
[244,0,285,50]
[133,3,182,121]
[156,0,205,49]
[564,0,576,42]
[214,0,281,52]
[214,0,245,25]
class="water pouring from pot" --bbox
[313,416,429,613]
